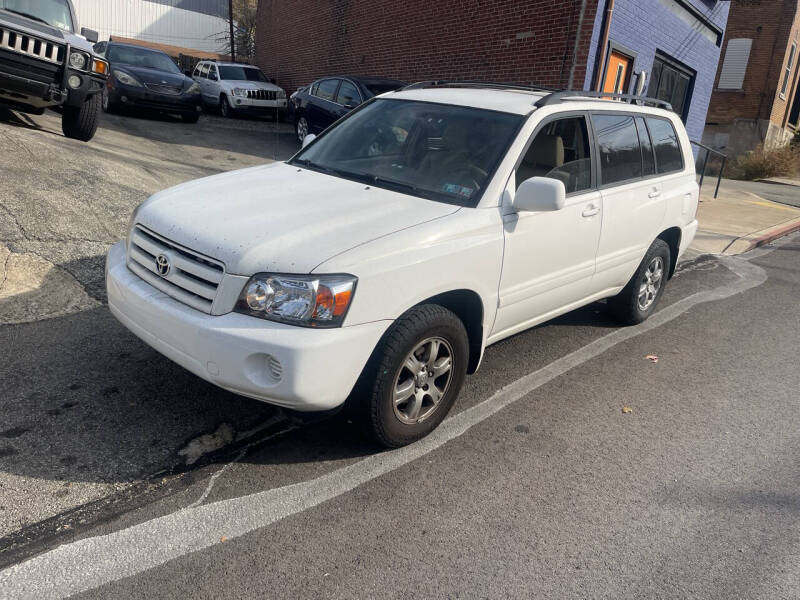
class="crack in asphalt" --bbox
[0,238,785,599]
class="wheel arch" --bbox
[657,227,682,278]
[415,289,484,374]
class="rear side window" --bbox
[199,63,209,78]
[635,117,656,176]
[646,118,684,174]
[316,79,339,101]
[592,114,642,185]
[336,80,360,106]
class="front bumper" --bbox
[105,242,388,411]
[110,83,201,115]
[230,97,287,111]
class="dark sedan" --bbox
[93,41,202,123]
[290,75,405,142]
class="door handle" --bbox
[648,190,661,199]
[582,204,600,218]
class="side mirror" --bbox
[514,177,566,212]
[302,133,316,148]
[81,28,99,43]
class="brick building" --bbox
[255,0,729,143]
[704,0,800,157]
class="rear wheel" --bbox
[351,304,469,448]
[62,93,101,141]
[608,238,671,325]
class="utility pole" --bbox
[229,0,236,62]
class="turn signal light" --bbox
[92,59,109,76]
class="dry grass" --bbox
[727,143,800,181]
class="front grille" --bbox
[0,26,64,65]
[0,47,61,85]
[145,82,182,96]
[246,89,277,100]
[127,226,224,313]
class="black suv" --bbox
[0,0,108,141]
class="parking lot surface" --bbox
[2,109,800,599]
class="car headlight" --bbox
[235,274,357,328]
[113,70,143,87]
[69,51,87,70]
[187,82,200,94]
[232,88,248,97]
[277,89,286,99]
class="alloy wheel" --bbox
[392,337,454,425]
[638,256,664,311]
[296,117,308,142]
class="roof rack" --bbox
[401,80,556,94]
[534,90,673,111]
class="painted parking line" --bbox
[1,241,788,599]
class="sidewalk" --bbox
[690,185,800,255]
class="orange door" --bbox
[604,51,633,94]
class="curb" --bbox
[743,217,800,252]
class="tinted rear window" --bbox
[646,118,684,174]
[592,114,642,185]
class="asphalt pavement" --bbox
[2,108,800,598]
[717,178,800,208]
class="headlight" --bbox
[69,51,87,70]
[232,88,248,97]
[277,89,286,99]
[235,274,357,328]
[113,70,142,87]
[187,82,200,94]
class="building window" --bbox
[781,42,797,99]
[718,39,753,90]
[648,53,695,122]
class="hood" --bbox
[135,162,460,275]
[114,65,189,88]
[221,80,283,92]
[0,9,93,52]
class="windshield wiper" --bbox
[293,161,433,199]
[2,9,51,26]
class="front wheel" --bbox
[101,87,116,114]
[295,115,309,143]
[220,95,235,118]
[608,238,671,325]
[351,304,469,448]
[62,93,101,141]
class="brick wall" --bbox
[707,0,800,126]
[584,0,730,144]
[255,0,600,95]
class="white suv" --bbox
[192,60,286,117]
[106,83,698,447]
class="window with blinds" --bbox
[717,39,753,90]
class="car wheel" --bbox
[220,95,235,118]
[62,93,101,142]
[352,304,469,448]
[295,115,309,143]
[181,112,200,124]
[101,87,116,114]
[608,238,671,325]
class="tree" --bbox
[215,0,259,62]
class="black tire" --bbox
[351,304,469,448]
[608,238,671,325]
[220,95,235,118]
[181,112,199,123]
[62,93,101,141]
[295,114,309,143]
[101,87,116,114]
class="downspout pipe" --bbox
[593,0,615,91]
[568,0,589,90]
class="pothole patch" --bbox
[0,244,99,325]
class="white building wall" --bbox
[71,0,229,53]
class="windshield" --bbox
[218,66,269,82]
[107,45,181,74]
[0,0,73,31]
[290,99,523,207]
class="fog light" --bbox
[68,75,82,89]
[236,99,242,105]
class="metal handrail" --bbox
[691,140,727,199]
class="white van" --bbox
[106,83,698,447]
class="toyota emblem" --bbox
[155,253,171,277]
